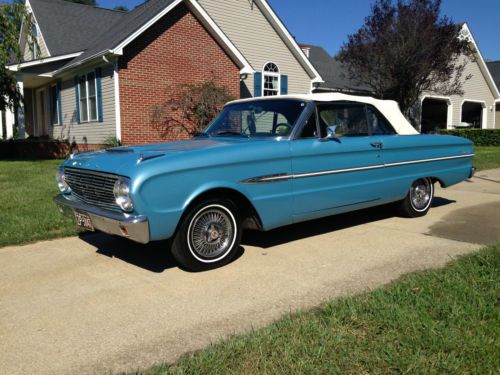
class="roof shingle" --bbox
[305,45,371,93]
[29,0,126,56]
[486,61,500,91]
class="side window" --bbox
[317,103,368,137]
[366,106,395,135]
[298,110,317,138]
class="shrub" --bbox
[439,129,500,146]
[102,136,121,149]
[151,79,235,138]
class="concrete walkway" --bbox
[1,170,499,374]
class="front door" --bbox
[36,89,47,136]
[290,102,385,222]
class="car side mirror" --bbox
[324,125,338,139]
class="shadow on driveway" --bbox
[243,197,455,248]
[79,196,457,272]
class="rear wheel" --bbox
[171,199,242,271]
[399,178,434,217]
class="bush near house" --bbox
[0,139,109,159]
[439,129,500,146]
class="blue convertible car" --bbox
[54,93,474,270]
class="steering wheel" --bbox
[274,123,292,136]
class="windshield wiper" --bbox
[214,131,248,138]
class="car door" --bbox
[290,101,385,222]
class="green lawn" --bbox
[140,245,500,375]
[0,159,78,247]
[474,146,500,171]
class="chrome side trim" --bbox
[240,153,475,184]
[241,173,291,184]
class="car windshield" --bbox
[204,99,308,138]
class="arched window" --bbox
[262,62,280,96]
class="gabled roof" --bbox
[255,0,323,84]
[303,45,370,93]
[62,0,180,69]
[460,24,500,99]
[39,0,252,75]
[27,0,125,56]
[22,0,317,82]
[486,61,500,92]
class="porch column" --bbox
[5,107,14,139]
[0,110,3,139]
[16,74,25,139]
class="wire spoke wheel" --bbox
[410,178,433,211]
[188,205,236,261]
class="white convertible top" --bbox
[228,93,419,135]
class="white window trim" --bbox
[78,72,99,123]
[262,62,280,96]
[31,23,39,60]
[50,83,60,126]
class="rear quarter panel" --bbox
[378,134,474,200]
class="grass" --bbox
[0,159,78,247]
[474,146,500,171]
[139,245,500,374]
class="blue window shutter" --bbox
[96,68,103,122]
[254,72,262,97]
[280,74,288,95]
[74,76,80,124]
[57,82,63,126]
[49,87,54,126]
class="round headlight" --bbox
[113,178,134,212]
[55,168,71,194]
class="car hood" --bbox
[63,137,260,175]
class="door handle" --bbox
[370,142,383,149]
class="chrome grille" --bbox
[64,167,119,210]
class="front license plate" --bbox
[74,211,94,231]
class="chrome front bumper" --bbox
[53,194,150,244]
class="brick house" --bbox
[3,0,322,147]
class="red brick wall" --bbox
[118,3,240,145]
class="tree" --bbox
[0,2,35,112]
[338,0,473,122]
[64,0,97,5]
[113,5,129,12]
[151,80,235,138]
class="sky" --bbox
[22,0,500,61]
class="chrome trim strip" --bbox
[240,153,475,184]
[64,166,122,179]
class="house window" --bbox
[263,62,280,96]
[78,72,98,122]
[50,84,60,126]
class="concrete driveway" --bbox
[1,169,499,375]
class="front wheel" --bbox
[170,199,242,271]
[399,178,434,217]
